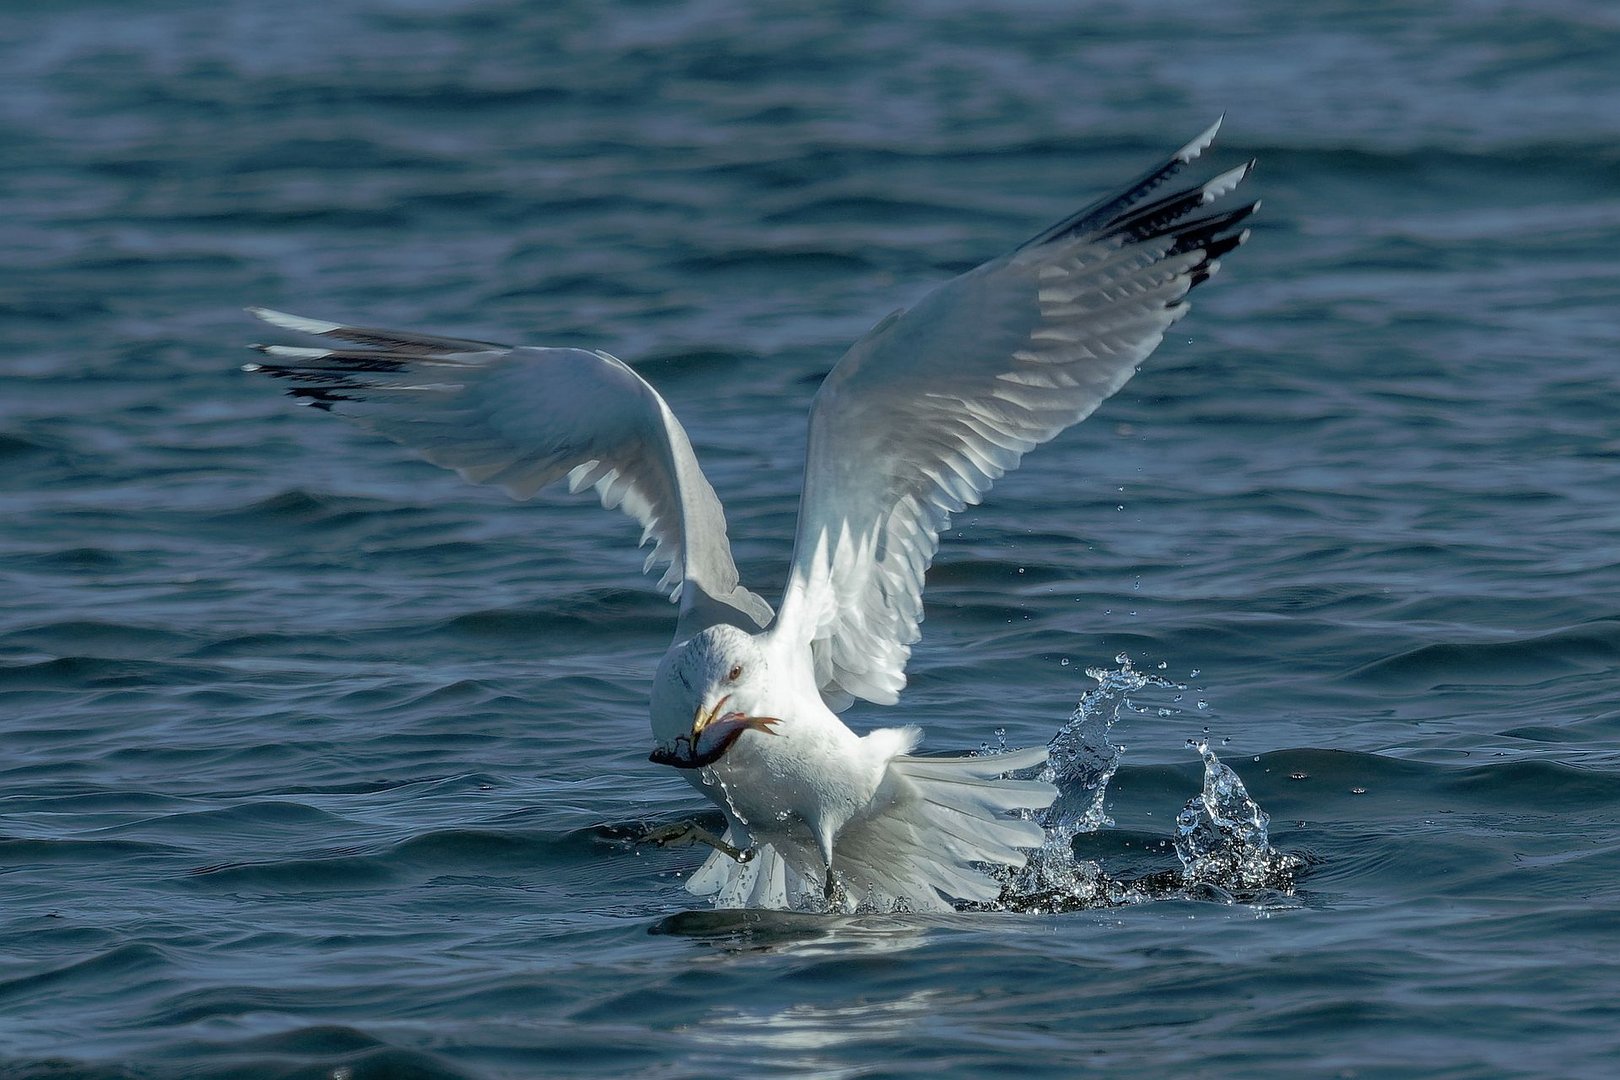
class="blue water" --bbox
[4,1,1620,1076]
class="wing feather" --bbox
[773,121,1255,708]
[244,309,772,636]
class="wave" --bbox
[1346,619,1620,688]
[0,943,170,1008]
[0,655,220,691]
[208,489,418,529]
[432,588,672,641]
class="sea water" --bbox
[3,1,1620,1077]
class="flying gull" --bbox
[243,119,1255,912]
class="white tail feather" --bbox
[687,829,819,909]
[685,744,1056,912]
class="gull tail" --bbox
[684,740,1056,913]
[686,828,810,909]
[832,742,1056,911]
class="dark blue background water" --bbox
[4,1,1619,1076]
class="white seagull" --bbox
[244,120,1255,913]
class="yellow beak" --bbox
[691,694,733,736]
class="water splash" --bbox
[988,655,1170,911]
[987,657,1303,913]
[1175,740,1305,895]
[1039,653,1176,836]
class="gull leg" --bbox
[816,829,844,911]
[638,821,754,863]
[823,861,846,910]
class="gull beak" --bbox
[650,694,782,769]
[691,693,729,737]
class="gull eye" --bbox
[727,664,744,682]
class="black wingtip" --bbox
[288,386,360,408]
[1018,122,1256,255]
[1202,224,1252,263]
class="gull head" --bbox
[649,624,781,769]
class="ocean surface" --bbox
[4,1,1619,1076]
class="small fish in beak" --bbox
[650,694,781,769]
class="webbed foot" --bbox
[638,821,754,863]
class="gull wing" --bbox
[772,120,1255,709]
[243,309,772,637]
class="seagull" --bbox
[243,119,1255,913]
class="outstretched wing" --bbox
[243,308,772,637]
[772,119,1256,709]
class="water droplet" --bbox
[1060,657,1071,666]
